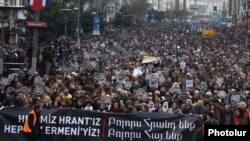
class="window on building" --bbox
[6,0,16,6]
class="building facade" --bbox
[0,0,26,44]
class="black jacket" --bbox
[28,111,41,136]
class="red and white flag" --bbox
[29,0,47,13]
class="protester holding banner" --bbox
[167,102,182,114]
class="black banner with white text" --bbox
[0,108,203,141]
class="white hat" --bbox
[205,92,212,96]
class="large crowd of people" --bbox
[0,20,250,127]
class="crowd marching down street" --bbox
[0,20,250,133]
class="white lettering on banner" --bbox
[179,120,196,131]
[108,117,142,129]
[143,131,182,141]
[4,125,23,134]
[143,118,176,131]
[58,116,101,126]
[165,131,182,141]
[81,127,100,137]
[108,128,141,140]
[18,115,28,123]
[45,126,80,136]
[144,131,164,140]
[41,114,57,124]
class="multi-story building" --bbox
[227,0,250,26]
[147,0,168,11]
[0,0,27,44]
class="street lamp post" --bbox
[246,0,249,48]
[61,9,71,36]
[77,0,80,49]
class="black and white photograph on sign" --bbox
[185,80,193,88]
[20,86,29,96]
[157,71,165,83]
[0,78,9,86]
[238,90,246,98]
[180,62,186,69]
[6,87,15,95]
[218,90,227,99]
[158,76,165,84]
[7,73,15,82]
[72,54,78,61]
[199,82,207,92]
[216,77,224,85]
[136,88,145,97]
[231,94,241,102]
[190,68,196,75]
[34,76,42,84]
[124,80,132,90]
[132,68,143,77]
[98,73,107,84]
[115,84,124,90]
[171,82,181,90]
[141,94,148,102]
[34,86,44,95]
[230,100,238,108]
[180,93,189,101]
[116,74,125,84]
[149,79,158,88]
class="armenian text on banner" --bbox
[0,108,203,141]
